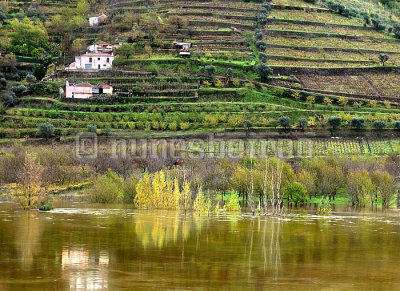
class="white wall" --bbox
[74,54,114,70]
[89,17,99,27]
[65,82,92,99]
[103,87,113,94]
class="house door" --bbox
[72,92,74,98]
[98,64,100,69]
[85,64,92,69]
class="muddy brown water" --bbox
[0,201,400,290]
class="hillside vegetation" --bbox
[0,0,400,144]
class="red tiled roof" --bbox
[81,53,112,57]
[75,82,93,88]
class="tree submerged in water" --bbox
[15,155,49,210]
[318,196,332,215]
[223,191,241,212]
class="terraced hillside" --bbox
[266,0,400,100]
[2,0,400,142]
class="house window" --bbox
[98,58,100,60]
[89,57,92,62]
[106,58,109,63]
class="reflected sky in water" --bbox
[1,202,400,290]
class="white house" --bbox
[87,41,113,53]
[173,42,192,51]
[89,14,107,27]
[65,81,113,99]
[67,53,114,70]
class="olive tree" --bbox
[37,122,55,138]
[278,116,291,129]
[254,63,272,81]
[328,116,342,130]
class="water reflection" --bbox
[14,211,43,270]
[61,248,109,290]
[1,203,400,289]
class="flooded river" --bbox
[0,202,400,290]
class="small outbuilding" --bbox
[89,14,107,27]
[179,52,191,58]
[65,81,113,99]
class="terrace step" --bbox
[264,29,397,43]
[268,55,374,64]
[267,18,375,31]
[266,43,400,56]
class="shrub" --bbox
[278,116,291,129]
[328,116,342,130]
[349,117,365,129]
[37,122,55,138]
[10,84,27,97]
[297,118,308,130]
[205,65,216,77]
[284,182,307,205]
[180,122,190,130]
[169,121,178,131]
[255,32,264,40]
[87,124,97,133]
[0,91,17,107]
[87,170,123,203]
[226,68,233,78]
[215,79,224,88]
[198,66,205,74]
[254,63,272,81]
[0,78,6,87]
[26,74,36,83]
[393,121,400,130]
[122,175,139,204]
[372,120,386,130]
[255,40,267,51]
[258,52,268,63]
[103,127,112,136]
[223,191,241,212]
[379,53,389,66]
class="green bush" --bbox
[278,116,291,129]
[87,124,97,133]
[122,175,139,204]
[349,117,365,129]
[328,116,342,130]
[372,120,386,130]
[254,63,272,81]
[26,74,36,83]
[10,84,27,97]
[223,191,241,212]
[284,182,308,205]
[0,91,17,107]
[37,122,55,138]
[297,118,308,130]
[87,170,123,203]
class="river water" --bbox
[1,202,400,290]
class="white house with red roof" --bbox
[65,81,113,99]
[67,53,114,70]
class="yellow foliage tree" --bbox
[15,155,45,209]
